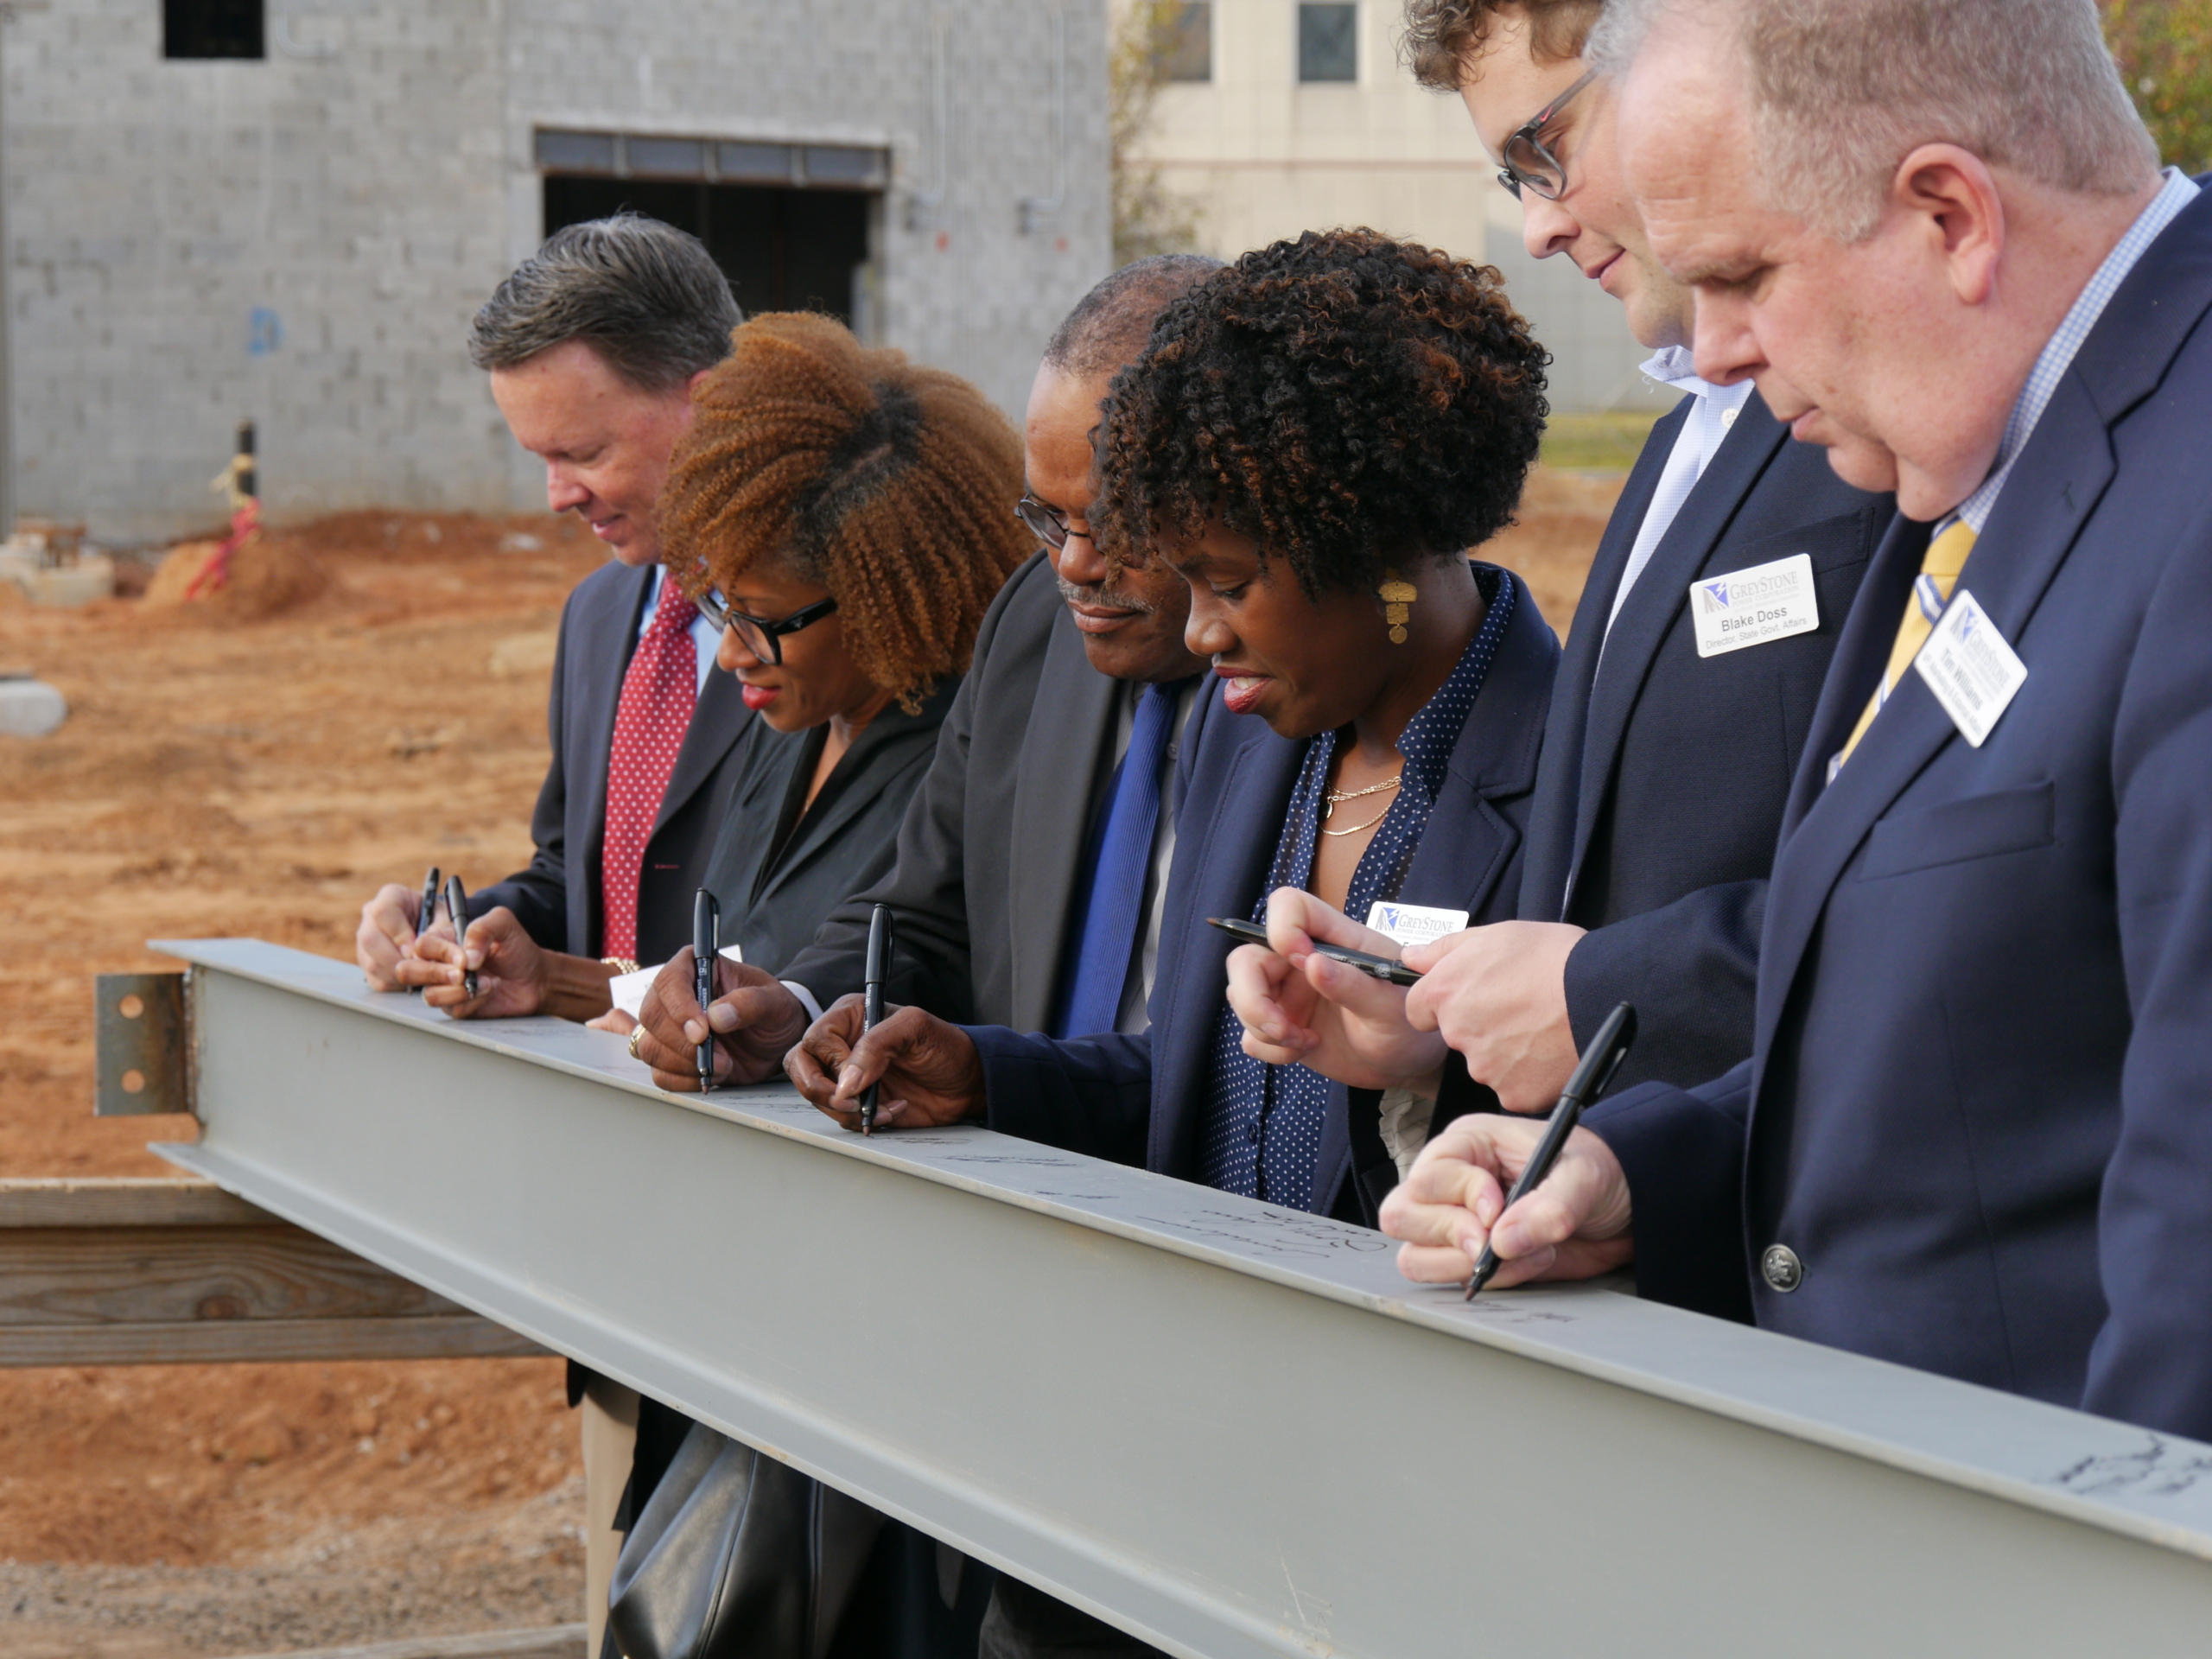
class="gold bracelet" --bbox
[600,957,640,976]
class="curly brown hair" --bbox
[661,312,1029,709]
[1093,228,1549,600]
[1401,0,1602,91]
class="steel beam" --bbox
[153,941,2212,1658]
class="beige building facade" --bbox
[1129,0,1663,414]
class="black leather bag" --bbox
[606,1418,884,1659]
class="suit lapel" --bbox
[1007,611,1123,1033]
[1564,397,1789,908]
[655,660,752,836]
[1519,401,1686,918]
[1758,377,2120,1058]
[574,561,654,871]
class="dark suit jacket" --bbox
[474,559,753,966]
[1586,187,2212,1440]
[1527,393,1888,1091]
[699,680,957,977]
[780,552,1122,1027]
[968,569,1560,1222]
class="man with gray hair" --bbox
[346,213,747,1647]
[1382,0,2212,1442]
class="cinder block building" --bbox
[8,2,1109,541]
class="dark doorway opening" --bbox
[165,0,265,59]
[543,176,873,327]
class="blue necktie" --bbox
[1058,682,1180,1038]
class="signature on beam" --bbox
[2046,1435,2212,1499]
[1132,1207,1392,1258]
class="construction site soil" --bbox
[0,479,1617,1656]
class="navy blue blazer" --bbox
[967,569,1559,1222]
[474,559,753,966]
[1586,186,2212,1440]
[1527,394,1886,1091]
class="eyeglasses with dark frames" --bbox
[1497,68,1599,202]
[1015,493,1086,550]
[696,588,840,665]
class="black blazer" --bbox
[474,559,753,966]
[780,552,1125,1027]
[1588,186,2212,1438]
[966,569,1560,1222]
[699,680,958,977]
[1525,392,1888,1091]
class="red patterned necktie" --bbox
[601,575,699,960]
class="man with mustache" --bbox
[633,255,1217,1090]
[1386,0,2212,1441]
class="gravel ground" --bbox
[1,1477,584,1658]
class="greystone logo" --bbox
[1698,563,1804,616]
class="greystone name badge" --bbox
[1689,553,1821,658]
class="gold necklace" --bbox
[1320,804,1393,838]
[1321,773,1402,821]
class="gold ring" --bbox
[627,1026,645,1058]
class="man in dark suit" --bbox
[353,214,750,986]
[1385,0,2212,1440]
[633,255,1221,1075]
[344,214,747,1654]
[1222,0,1887,1122]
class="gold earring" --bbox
[1379,570,1417,644]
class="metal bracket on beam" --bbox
[94,970,192,1116]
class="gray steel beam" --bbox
[153,941,2212,1658]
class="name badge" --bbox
[1366,901,1468,950]
[1914,588,2026,747]
[1689,553,1821,658]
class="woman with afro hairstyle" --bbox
[785,228,1560,1237]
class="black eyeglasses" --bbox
[1497,68,1599,201]
[1015,493,1088,550]
[696,589,840,665]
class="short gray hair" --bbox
[1590,0,2158,241]
[1043,253,1225,381]
[469,213,742,391]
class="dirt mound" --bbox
[143,533,331,621]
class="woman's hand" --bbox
[632,950,811,1090]
[404,906,550,1020]
[1224,887,1450,1091]
[784,999,985,1132]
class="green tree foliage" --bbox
[2104,0,2212,172]
[1111,1,1203,264]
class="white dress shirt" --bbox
[1604,349,1757,640]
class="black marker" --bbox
[443,874,477,1000]
[1207,915,1423,988]
[1466,1001,1637,1300]
[410,866,441,995]
[693,888,718,1095]
[858,903,895,1135]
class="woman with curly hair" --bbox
[786,228,1560,1233]
[412,310,1027,1028]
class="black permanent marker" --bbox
[693,888,719,1095]
[442,874,477,1000]
[859,903,895,1135]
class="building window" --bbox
[165,0,264,60]
[1297,3,1357,82]
[1164,3,1212,83]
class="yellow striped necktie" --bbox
[1833,520,1978,772]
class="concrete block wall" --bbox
[8,1,1109,543]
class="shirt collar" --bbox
[1955,166,2201,532]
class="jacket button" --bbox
[1761,1243,1803,1293]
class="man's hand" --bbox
[406,906,543,1019]
[357,883,429,991]
[632,950,810,1090]
[1379,1111,1634,1289]
[1224,888,1449,1091]
[785,1000,984,1133]
[1402,920,1586,1113]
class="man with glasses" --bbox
[1236,0,1887,1123]
[640,254,1218,1085]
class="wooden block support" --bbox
[0,1179,543,1366]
